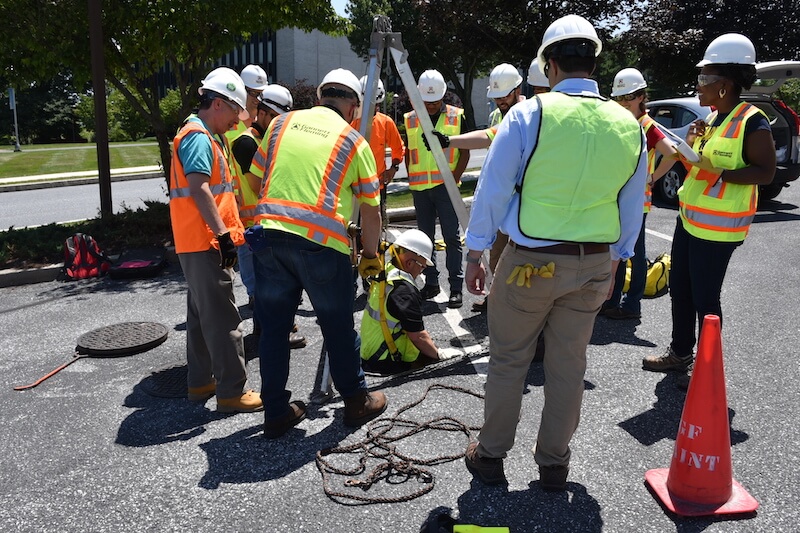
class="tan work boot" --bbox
[187,382,216,402]
[642,347,693,373]
[217,390,264,413]
[343,390,387,427]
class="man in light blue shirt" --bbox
[462,15,647,492]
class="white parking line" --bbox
[646,228,673,242]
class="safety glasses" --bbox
[246,88,262,98]
[613,93,639,102]
[697,74,726,87]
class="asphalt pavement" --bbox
[2,176,800,532]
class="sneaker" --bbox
[217,390,264,413]
[539,464,569,492]
[471,298,487,313]
[464,442,507,485]
[604,307,641,320]
[676,362,694,391]
[263,400,307,439]
[642,347,693,373]
[289,332,307,349]
[187,382,215,402]
[420,285,441,300]
[343,390,387,427]
[448,291,463,309]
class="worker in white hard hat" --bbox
[223,64,269,149]
[404,69,470,309]
[229,84,305,349]
[642,33,775,390]
[486,63,524,128]
[169,66,263,414]
[351,76,405,233]
[600,68,678,321]
[527,58,550,94]
[462,14,647,491]
[246,68,387,438]
[360,229,443,375]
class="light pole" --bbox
[8,87,21,152]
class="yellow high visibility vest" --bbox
[678,102,763,243]
[230,127,261,228]
[404,104,463,190]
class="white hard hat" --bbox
[611,68,647,97]
[527,58,549,87]
[259,85,293,115]
[198,67,249,121]
[392,229,433,266]
[486,64,523,98]
[359,75,386,104]
[537,14,602,71]
[317,68,363,103]
[240,64,269,90]
[696,33,756,67]
[417,70,447,102]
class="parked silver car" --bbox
[647,61,800,204]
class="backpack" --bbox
[622,252,670,298]
[63,233,111,280]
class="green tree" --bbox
[0,0,347,176]
[622,0,800,97]
[346,0,633,130]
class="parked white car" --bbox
[647,61,800,204]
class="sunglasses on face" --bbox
[246,88,262,97]
[697,74,726,87]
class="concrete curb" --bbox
[0,171,165,193]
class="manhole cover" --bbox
[77,322,169,357]
[140,364,188,398]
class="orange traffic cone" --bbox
[645,314,758,516]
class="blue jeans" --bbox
[237,243,256,297]
[669,217,739,357]
[609,213,647,313]
[250,229,367,420]
[412,184,463,292]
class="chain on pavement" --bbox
[315,384,484,504]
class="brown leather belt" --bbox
[510,241,609,255]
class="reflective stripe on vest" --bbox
[640,114,657,213]
[169,119,244,253]
[253,109,375,254]
[360,266,421,363]
[230,127,262,227]
[404,104,462,190]
[518,92,642,243]
[678,102,763,242]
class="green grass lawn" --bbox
[385,177,477,208]
[0,142,160,179]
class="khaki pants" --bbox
[477,243,610,468]
[179,250,247,399]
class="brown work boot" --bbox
[217,390,264,413]
[343,390,387,427]
[642,347,693,373]
[187,382,215,402]
[464,441,507,485]
[289,332,307,349]
[263,401,307,439]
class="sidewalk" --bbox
[0,165,164,193]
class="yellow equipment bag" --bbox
[622,252,670,298]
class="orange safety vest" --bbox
[351,111,405,178]
[404,104,462,190]
[640,113,658,213]
[251,107,380,255]
[169,119,244,254]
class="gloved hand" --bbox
[422,130,450,151]
[357,254,383,279]
[217,231,238,269]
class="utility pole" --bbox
[88,0,113,220]
[8,87,21,152]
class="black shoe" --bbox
[420,285,441,300]
[471,298,487,313]
[448,292,463,309]
[539,464,569,491]
[676,362,694,391]
[464,442,506,485]
[604,307,641,320]
[289,332,307,349]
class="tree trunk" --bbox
[155,128,172,194]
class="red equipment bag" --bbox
[63,233,111,280]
